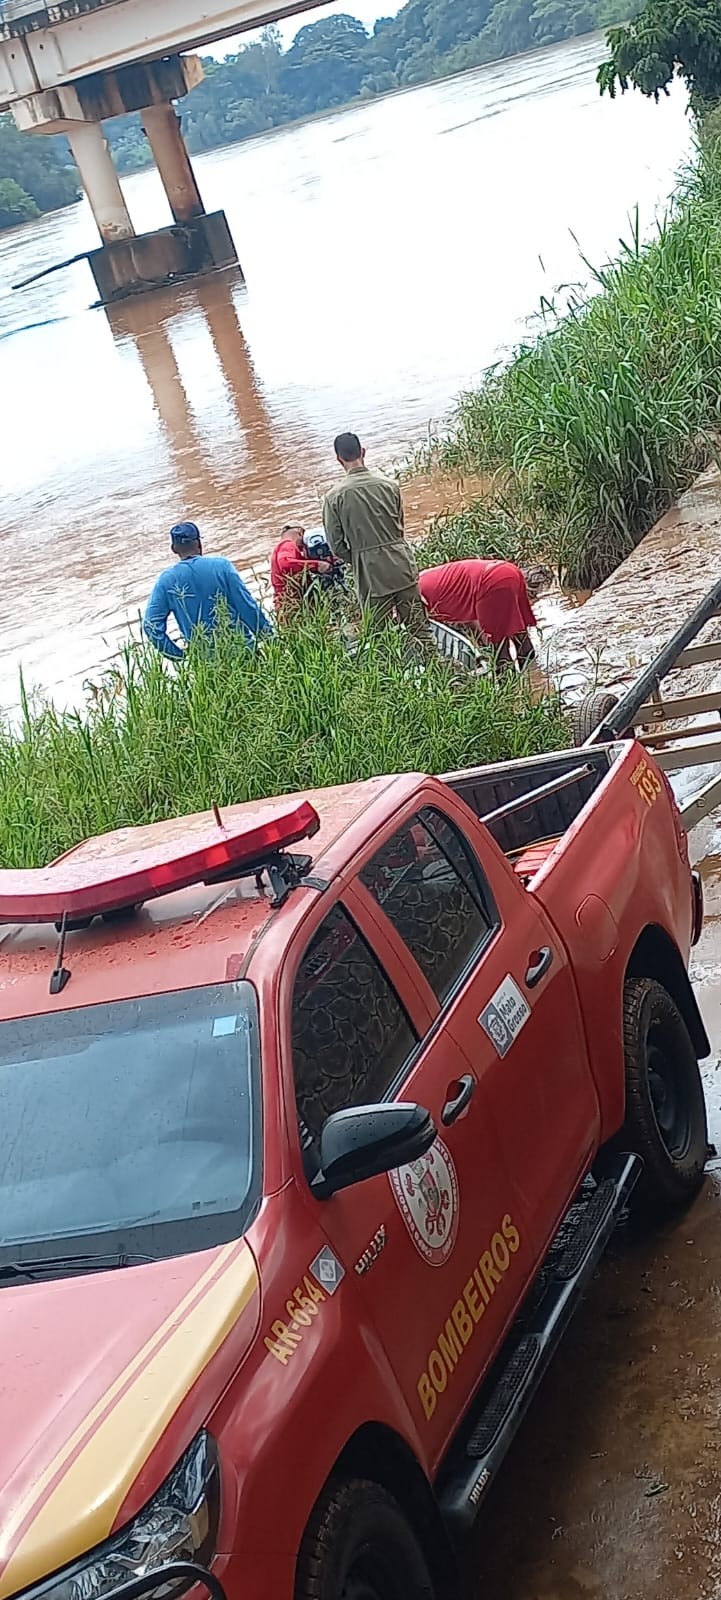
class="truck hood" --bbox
[0,1240,259,1600]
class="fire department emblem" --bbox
[389,1138,459,1267]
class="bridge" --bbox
[0,0,323,299]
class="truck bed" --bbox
[444,745,614,857]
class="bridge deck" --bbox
[1,1,127,40]
[0,0,320,104]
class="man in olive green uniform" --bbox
[322,432,432,645]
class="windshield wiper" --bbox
[0,1250,158,1283]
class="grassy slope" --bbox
[423,141,721,588]
[0,616,569,869]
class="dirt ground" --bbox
[462,478,721,1600]
[464,920,721,1600]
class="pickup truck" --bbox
[0,736,709,1600]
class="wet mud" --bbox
[462,941,721,1600]
[540,466,721,700]
[465,1160,721,1599]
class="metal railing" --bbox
[585,573,721,828]
[587,575,721,745]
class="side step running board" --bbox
[438,1151,641,1536]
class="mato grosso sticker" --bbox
[477,974,530,1058]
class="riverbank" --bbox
[538,459,721,816]
[0,615,568,870]
[426,137,721,590]
[540,464,721,697]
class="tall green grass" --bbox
[433,142,721,588]
[0,615,569,869]
[413,493,535,570]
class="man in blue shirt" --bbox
[143,522,272,660]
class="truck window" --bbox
[0,984,260,1271]
[291,902,417,1170]
[359,806,498,1004]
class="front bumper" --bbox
[101,1564,227,1600]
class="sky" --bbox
[207,0,388,53]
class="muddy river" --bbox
[0,31,690,710]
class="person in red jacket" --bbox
[418,557,539,672]
[270,525,332,616]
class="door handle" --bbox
[441,1074,476,1126]
[525,946,553,988]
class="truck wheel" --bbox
[295,1478,436,1600]
[620,977,707,1215]
[572,690,621,746]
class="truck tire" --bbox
[295,1478,436,1600]
[572,690,621,746]
[620,977,707,1215]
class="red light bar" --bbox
[0,799,320,925]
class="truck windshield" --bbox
[0,983,260,1272]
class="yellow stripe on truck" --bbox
[0,1241,237,1574]
[0,1243,259,1600]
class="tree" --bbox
[0,177,39,228]
[255,25,284,92]
[0,115,79,215]
[426,0,494,57]
[482,0,535,60]
[597,0,721,115]
[106,115,153,174]
[531,0,597,47]
[281,15,370,112]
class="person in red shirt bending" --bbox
[270,525,332,616]
[418,557,542,672]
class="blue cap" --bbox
[170,521,200,546]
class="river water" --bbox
[0,32,690,710]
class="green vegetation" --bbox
[427,141,721,589]
[0,176,39,228]
[0,614,568,870]
[413,493,539,569]
[105,0,635,176]
[0,114,79,230]
[598,0,721,115]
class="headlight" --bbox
[36,1432,219,1600]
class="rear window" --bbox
[360,807,497,1003]
[0,983,260,1273]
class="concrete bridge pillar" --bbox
[65,120,135,244]
[141,102,204,225]
[10,54,239,302]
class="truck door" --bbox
[285,881,535,1466]
[356,798,600,1254]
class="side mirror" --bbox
[312,1102,437,1197]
